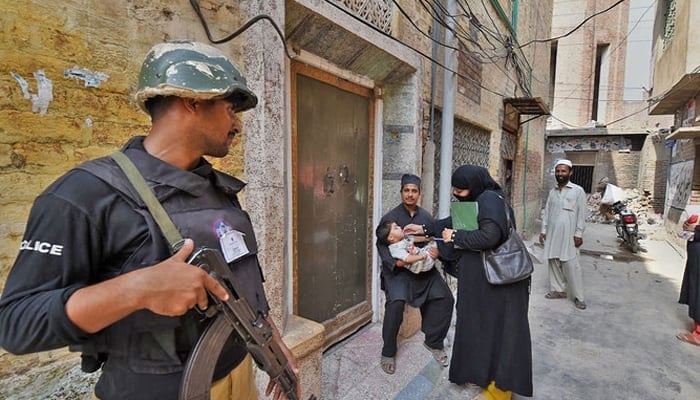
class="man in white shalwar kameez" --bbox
[539,159,588,310]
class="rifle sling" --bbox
[110,151,184,253]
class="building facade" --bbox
[648,0,700,241]
[546,0,671,210]
[0,0,552,398]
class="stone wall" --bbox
[0,1,285,398]
[0,1,249,289]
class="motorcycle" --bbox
[612,200,641,253]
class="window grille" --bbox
[662,0,677,50]
[338,0,393,34]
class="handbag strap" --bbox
[486,191,514,240]
[110,151,185,253]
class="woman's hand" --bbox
[442,228,454,243]
[428,246,439,259]
[683,221,698,232]
[403,224,424,235]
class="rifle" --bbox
[103,153,313,399]
[180,247,316,400]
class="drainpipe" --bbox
[422,7,441,211]
[522,115,531,232]
[520,64,537,234]
[438,0,457,218]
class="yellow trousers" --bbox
[211,354,258,400]
[93,354,258,400]
[480,380,512,400]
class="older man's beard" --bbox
[555,175,569,185]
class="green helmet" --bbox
[135,40,258,113]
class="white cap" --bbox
[555,159,573,168]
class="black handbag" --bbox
[481,194,534,285]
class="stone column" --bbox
[240,2,323,398]
[241,0,287,328]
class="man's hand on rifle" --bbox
[65,239,231,334]
[264,316,301,400]
[135,239,230,316]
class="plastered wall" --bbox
[0,0,252,390]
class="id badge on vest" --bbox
[219,230,249,263]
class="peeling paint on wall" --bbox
[63,67,109,87]
[32,71,53,115]
[10,72,31,99]
[668,160,693,210]
[11,70,54,116]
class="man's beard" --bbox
[555,175,569,185]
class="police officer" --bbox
[0,41,297,400]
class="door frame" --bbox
[290,61,376,348]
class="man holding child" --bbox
[375,174,453,375]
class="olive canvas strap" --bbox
[110,151,185,253]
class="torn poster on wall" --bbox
[63,67,109,87]
[10,70,54,116]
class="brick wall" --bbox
[595,150,642,189]
[638,133,671,212]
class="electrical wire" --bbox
[453,0,530,95]
[555,0,656,103]
[322,0,508,98]
[464,0,535,95]
[552,64,700,128]
[519,0,627,48]
[548,113,578,128]
[417,0,509,64]
[394,0,524,97]
[605,104,654,126]
[393,0,488,62]
[551,1,658,125]
[189,0,295,58]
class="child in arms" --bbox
[376,220,437,274]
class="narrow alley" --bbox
[322,221,700,400]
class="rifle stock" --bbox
[179,247,315,400]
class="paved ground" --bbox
[321,221,700,400]
[2,221,697,399]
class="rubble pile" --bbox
[586,188,657,225]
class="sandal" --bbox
[574,298,587,310]
[676,332,700,347]
[380,356,395,374]
[423,343,449,367]
[465,383,481,389]
[544,291,567,299]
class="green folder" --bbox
[451,201,479,231]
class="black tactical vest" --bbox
[73,143,269,379]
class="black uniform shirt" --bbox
[0,137,270,399]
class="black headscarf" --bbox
[451,165,501,201]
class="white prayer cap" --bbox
[555,159,573,168]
